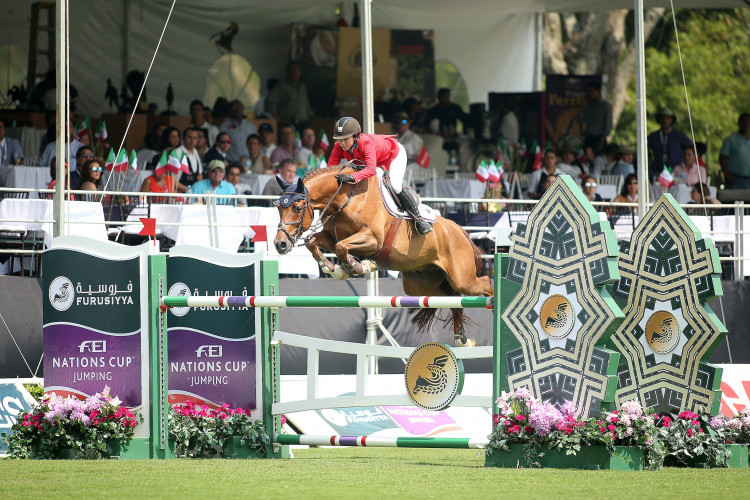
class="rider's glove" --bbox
[335,174,356,184]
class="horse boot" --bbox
[396,190,432,236]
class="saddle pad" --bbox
[376,169,438,223]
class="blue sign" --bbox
[0,382,35,455]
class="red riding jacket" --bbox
[327,133,399,182]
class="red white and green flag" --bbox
[658,166,674,188]
[104,148,116,172]
[308,154,319,170]
[319,129,329,151]
[94,120,108,142]
[475,160,489,182]
[155,151,169,176]
[114,149,129,172]
[532,144,543,171]
[179,152,190,174]
[416,144,430,168]
[518,138,528,158]
[167,150,182,174]
[74,118,91,141]
[319,155,327,169]
[129,150,138,172]
[487,160,502,184]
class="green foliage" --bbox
[22,384,44,402]
[613,9,750,174]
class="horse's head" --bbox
[273,177,312,254]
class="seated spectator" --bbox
[219,99,256,162]
[0,119,25,165]
[226,164,252,206]
[613,173,639,213]
[173,127,203,186]
[196,128,209,160]
[79,159,103,192]
[528,150,564,199]
[295,127,321,165]
[160,126,181,152]
[189,159,237,205]
[402,97,425,133]
[40,120,84,173]
[270,123,299,164]
[610,145,635,177]
[141,154,177,204]
[393,112,424,163]
[581,175,603,202]
[556,145,582,179]
[203,132,231,165]
[137,123,166,171]
[47,158,76,200]
[241,134,271,174]
[690,182,720,206]
[672,145,707,187]
[262,158,297,199]
[258,123,277,159]
[539,174,557,197]
[189,99,219,147]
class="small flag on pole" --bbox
[139,217,156,236]
[416,144,430,168]
[319,130,329,151]
[129,150,138,172]
[104,148,115,172]
[532,144,543,171]
[518,138,528,158]
[95,120,108,142]
[487,160,501,184]
[475,161,489,182]
[167,150,182,174]
[179,152,190,174]
[658,166,674,188]
[114,149,129,172]
[155,151,169,176]
[249,225,268,251]
[319,155,327,169]
[74,118,91,141]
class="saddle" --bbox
[381,172,422,222]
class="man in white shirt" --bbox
[555,145,582,179]
[219,99,256,162]
[40,120,83,172]
[528,150,564,199]
[173,127,203,186]
[189,99,219,147]
[0,120,25,165]
[393,112,424,163]
[294,127,319,164]
[258,122,277,159]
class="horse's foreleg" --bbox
[334,229,380,276]
[452,308,477,347]
[306,232,350,280]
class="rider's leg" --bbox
[390,144,432,235]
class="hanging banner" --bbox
[166,247,261,410]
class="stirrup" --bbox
[415,219,433,236]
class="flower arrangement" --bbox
[709,408,750,444]
[168,401,270,458]
[658,410,730,467]
[1,387,139,459]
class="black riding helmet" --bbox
[332,117,361,140]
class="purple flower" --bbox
[620,400,643,419]
[528,402,563,437]
[560,401,576,418]
[709,416,725,430]
[514,387,531,400]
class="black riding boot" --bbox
[396,190,432,236]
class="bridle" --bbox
[275,162,362,248]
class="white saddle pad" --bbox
[376,169,438,222]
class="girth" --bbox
[367,217,403,268]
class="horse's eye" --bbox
[293,205,303,213]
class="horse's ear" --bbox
[276,175,291,191]
[295,178,305,193]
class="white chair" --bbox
[598,174,623,195]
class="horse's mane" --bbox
[303,164,355,182]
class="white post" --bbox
[359,0,374,134]
[53,0,68,237]
[365,271,378,374]
[634,0,649,216]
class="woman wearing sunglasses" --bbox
[581,175,602,202]
[80,159,103,192]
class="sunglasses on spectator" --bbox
[584,182,597,188]
[91,166,103,172]
[628,181,638,185]
[396,119,408,124]
[219,139,232,144]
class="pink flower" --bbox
[508,425,520,434]
[692,420,700,426]
[515,415,526,421]
[129,420,137,427]
[21,421,30,427]
[219,412,227,420]
[564,427,573,435]
[662,416,671,428]
[607,424,616,432]
[687,429,694,437]
[524,426,532,433]
[611,417,619,424]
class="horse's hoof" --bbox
[331,265,350,281]
[454,337,477,348]
[361,260,378,274]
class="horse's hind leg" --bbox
[451,308,477,347]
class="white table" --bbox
[240,173,275,195]
[419,179,485,200]
[0,165,51,198]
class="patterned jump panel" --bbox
[608,194,726,414]
[500,176,623,418]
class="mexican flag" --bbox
[114,149,129,172]
[167,150,182,174]
[74,118,91,141]
[475,161,489,182]
[95,120,108,142]
[179,152,190,174]
[518,138,528,158]
[155,151,169,176]
[104,148,115,172]
[487,160,502,184]
[308,154,319,170]
[416,144,430,168]
[129,150,138,172]
[319,155,327,169]
[319,130,329,151]
[658,166,674,188]
[532,144,543,171]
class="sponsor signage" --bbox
[0,382,36,455]
[404,343,464,411]
[166,248,259,409]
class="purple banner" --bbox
[382,406,460,436]
[43,324,142,407]
[168,329,255,409]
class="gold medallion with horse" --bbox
[644,310,680,354]
[272,126,494,347]
[539,294,575,339]
[404,342,464,411]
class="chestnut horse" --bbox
[272,165,493,346]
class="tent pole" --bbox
[635,0,648,215]
[54,0,68,237]
[360,0,374,134]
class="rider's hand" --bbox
[336,174,355,184]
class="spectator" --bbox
[577,83,612,154]
[575,145,603,180]
[189,99,220,147]
[211,97,230,124]
[262,158,297,198]
[673,145,707,187]
[539,174,558,196]
[137,123,166,170]
[242,134,271,174]
[196,127,209,160]
[270,123,299,164]
[402,97,425,133]
[258,123,277,159]
[226,164,252,206]
[79,159,103,199]
[252,78,279,120]
[528,150,564,199]
[160,126,181,152]
[47,157,76,199]
[692,182,721,205]
[393,112,424,163]
[719,112,750,189]
[173,127,203,186]
[556,145,582,179]
[266,61,314,126]
[611,145,635,177]
[498,100,519,149]
[0,119,25,165]
[613,173,639,207]
[647,107,691,182]
[141,154,176,203]
[219,99,256,162]
[581,175,603,202]
[40,120,84,173]
[295,127,320,165]
[203,132,231,165]
[425,88,466,150]
[190,159,237,205]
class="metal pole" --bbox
[365,272,378,374]
[359,0,374,134]
[53,0,67,237]
[635,0,649,216]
